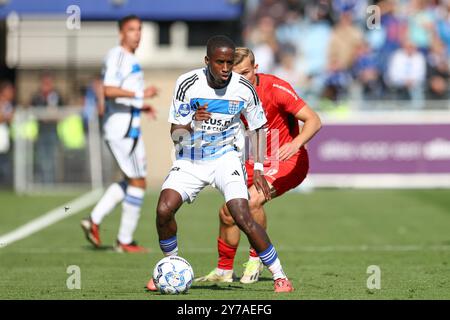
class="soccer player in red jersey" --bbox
[195,47,322,286]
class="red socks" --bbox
[249,247,258,258]
[217,237,237,270]
[217,239,260,270]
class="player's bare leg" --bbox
[238,185,272,283]
[220,184,271,244]
[218,204,241,247]
[194,203,240,282]
[196,185,272,283]
[155,188,184,241]
[240,186,276,283]
[225,197,293,292]
[146,188,184,291]
[129,177,145,189]
[225,198,269,251]
[224,186,273,283]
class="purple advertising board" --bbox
[307,124,450,174]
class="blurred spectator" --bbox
[81,76,104,131]
[332,0,369,26]
[300,4,333,100]
[0,81,15,186]
[272,44,305,91]
[275,3,332,102]
[352,41,383,100]
[244,0,261,17]
[247,0,289,27]
[31,72,64,108]
[247,16,278,73]
[372,0,408,74]
[386,39,426,108]
[304,0,334,25]
[285,0,304,13]
[322,57,353,102]
[30,72,65,184]
[407,0,436,53]
[0,81,14,129]
[276,9,303,47]
[436,0,450,57]
[327,9,364,71]
[280,3,332,77]
[426,38,449,99]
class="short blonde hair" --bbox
[234,47,255,66]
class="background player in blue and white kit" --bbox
[81,15,157,253]
[146,36,294,292]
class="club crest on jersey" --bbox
[257,110,265,120]
[228,100,240,115]
[178,103,190,117]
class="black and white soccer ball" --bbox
[152,256,194,294]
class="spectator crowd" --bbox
[242,0,450,109]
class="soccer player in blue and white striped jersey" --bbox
[146,35,294,293]
[81,15,157,253]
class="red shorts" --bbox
[245,148,309,197]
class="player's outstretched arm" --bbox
[103,85,158,101]
[250,126,271,201]
[278,104,322,161]
[141,104,157,120]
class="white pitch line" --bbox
[0,189,103,248]
[4,245,450,254]
[183,245,450,253]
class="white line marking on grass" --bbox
[0,189,102,248]
[188,245,450,253]
[278,245,450,252]
[5,244,450,254]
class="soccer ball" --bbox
[152,256,194,294]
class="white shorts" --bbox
[106,137,147,179]
[162,151,248,203]
[103,112,132,140]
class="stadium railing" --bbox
[12,106,117,194]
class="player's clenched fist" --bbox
[142,104,157,120]
[193,104,211,121]
[144,85,159,98]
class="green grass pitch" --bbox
[0,188,449,300]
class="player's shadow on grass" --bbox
[190,284,245,291]
[254,276,272,282]
[82,245,114,251]
[143,284,245,294]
